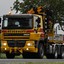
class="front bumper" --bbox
[1,46,38,53]
[1,40,38,53]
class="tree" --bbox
[13,0,46,13]
[13,0,20,13]
[12,0,64,23]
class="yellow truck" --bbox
[1,14,45,58]
[1,8,64,59]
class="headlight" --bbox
[26,41,34,46]
[27,43,32,46]
[2,43,7,46]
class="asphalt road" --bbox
[0,59,64,63]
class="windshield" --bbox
[2,17,33,29]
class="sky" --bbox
[0,0,24,16]
[0,0,16,16]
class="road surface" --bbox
[0,59,64,63]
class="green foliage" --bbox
[12,0,64,23]
[13,0,46,13]
[13,0,20,13]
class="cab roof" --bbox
[3,14,33,18]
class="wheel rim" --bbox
[62,52,64,59]
[55,51,58,59]
[40,45,44,57]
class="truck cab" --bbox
[1,14,45,58]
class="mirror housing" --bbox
[36,17,41,27]
[36,17,40,23]
[37,25,41,27]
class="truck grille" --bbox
[4,33,30,36]
[4,37,29,39]
[7,40,25,47]
[3,33,30,40]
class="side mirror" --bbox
[36,17,40,23]
[0,18,1,33]
[37,25,41,27]
[36,17,41,27]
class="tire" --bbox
[6,53,15,59]
[46,54,54,59]
[22,52,33,59]
[37,43,44,59]
[54,45,61,59]
[54,45,58,59]
[54,50,58,59]
[22,52,28,59]
[61,52,64,59]
[61,46,64,59]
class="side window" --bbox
[34,16,41,28]
[58,25,61,30]
[29,19,32,28]
[4,18,8,27]
[34,16,38,28]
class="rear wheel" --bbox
[61,52,64,59]
[61,46,64,59]
[46,54,54,59]
[22,52,35,59]
[6,52,15,59]
[54,45,59,59]
[54,50,58,59]
[22,52,29,59]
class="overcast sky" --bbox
[0,0,16,16]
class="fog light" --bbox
[26,48,29,50]
[5,48,7,50]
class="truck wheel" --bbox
[6,53,15,59]
[61,52,64,59]
[61,46,64,59]
[54,46,61,59]
[22,52,32,59]
[37,43,44,59]
[46,54,54,59]
[54,50,58,59]
[23,52,35,59]
[22,52,28,59]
